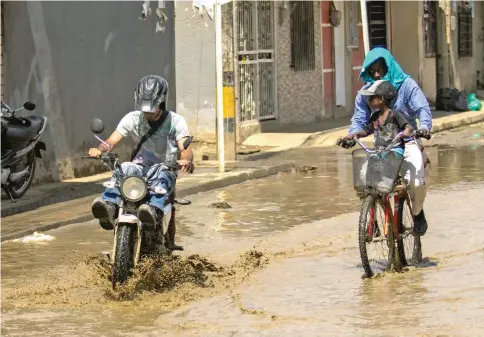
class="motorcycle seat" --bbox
[6,116,44,141]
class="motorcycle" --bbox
[1,101,47,202]
[83,118,193,287]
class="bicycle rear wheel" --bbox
[397,194,422,266]
[358,195,399,278]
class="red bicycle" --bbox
[338,131,430,278]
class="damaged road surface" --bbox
[2,130,484,336]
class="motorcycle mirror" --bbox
[183,136,193,150]
[23,102,36,111]
[90,118,105,134]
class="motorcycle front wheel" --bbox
[9,150,36,199]
[112,224,135,287]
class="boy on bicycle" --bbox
[343,80,414,150]
[341,80,421,209]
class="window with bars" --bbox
[423,0,437,57]
[457,1,472,58]
[289,1,315,71]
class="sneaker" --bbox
[91,197,116,230]
[137,204,158,229]
[413,210,428,236]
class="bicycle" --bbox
[337,130,431,278]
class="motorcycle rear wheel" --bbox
[9,151,36,199]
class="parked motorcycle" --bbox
[83,118,193,287]
[1,101,47,202]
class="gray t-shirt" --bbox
[116,110,189,166]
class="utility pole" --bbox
[360,0,370,55]
[215,0,225,173]
[215,0,237,173]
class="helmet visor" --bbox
[138,100,158,113]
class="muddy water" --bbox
[150,185,484,337]
[2,141,484,336]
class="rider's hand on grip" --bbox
[337,136,356,149]
[416,129,431,140]
[88,148,102,158]
[177,160,195,174]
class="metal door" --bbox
[235,1,276,122]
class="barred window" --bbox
[289,1,315,71]
[423,0,437,57]
[458,1,472,58]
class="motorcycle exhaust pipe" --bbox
[9,167,31,183]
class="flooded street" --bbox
[2,125,484,336]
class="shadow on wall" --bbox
[3,1,176,183]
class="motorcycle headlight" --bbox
[120,176,147,202]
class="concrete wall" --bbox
[275,1,323,126]
[2,1,176,182]
[475,2,484,88]
[174,2,217,143]
[422,57,437,102]
[390,1,420,83]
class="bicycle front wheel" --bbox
[358,195,398,278]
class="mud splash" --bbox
[3,248,270,313]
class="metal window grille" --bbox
[366,1,387,49]
[458,1,473,58]
[423,0,437,57]
[289,1,315,71]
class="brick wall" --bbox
[275,1,323,126]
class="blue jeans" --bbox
[101,162,177,211]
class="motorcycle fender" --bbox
[34,141,46,158]
[162,203,172,236]
[115,215,142,266]
[118,214,141,225]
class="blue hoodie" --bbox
[349,48,432,134]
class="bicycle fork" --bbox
[367,195,401,240]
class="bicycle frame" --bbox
[354,132,405,241]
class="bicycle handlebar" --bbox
[338,129,432,154]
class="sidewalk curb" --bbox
[301,110,484,148]
[1,162,295,242]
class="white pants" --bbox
[401,141,427,216]
[358,141,427,215]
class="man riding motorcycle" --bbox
[88,75,194,249]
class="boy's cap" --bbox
[358,80,397,101]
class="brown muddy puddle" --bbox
[2,144,484,336]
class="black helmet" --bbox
[134,75,168,113]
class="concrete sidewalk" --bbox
[243,108,484,150]
[1,161,294,241]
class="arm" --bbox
[394,110,414,137]
[349,91,371,134]
[88,130,123,157]
[175,116,195,173]
[98,131,123,152]
[406,80,432,131]
[352,129,370,138]
[88,113,133,157]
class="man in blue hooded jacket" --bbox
[347,47,431,236]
